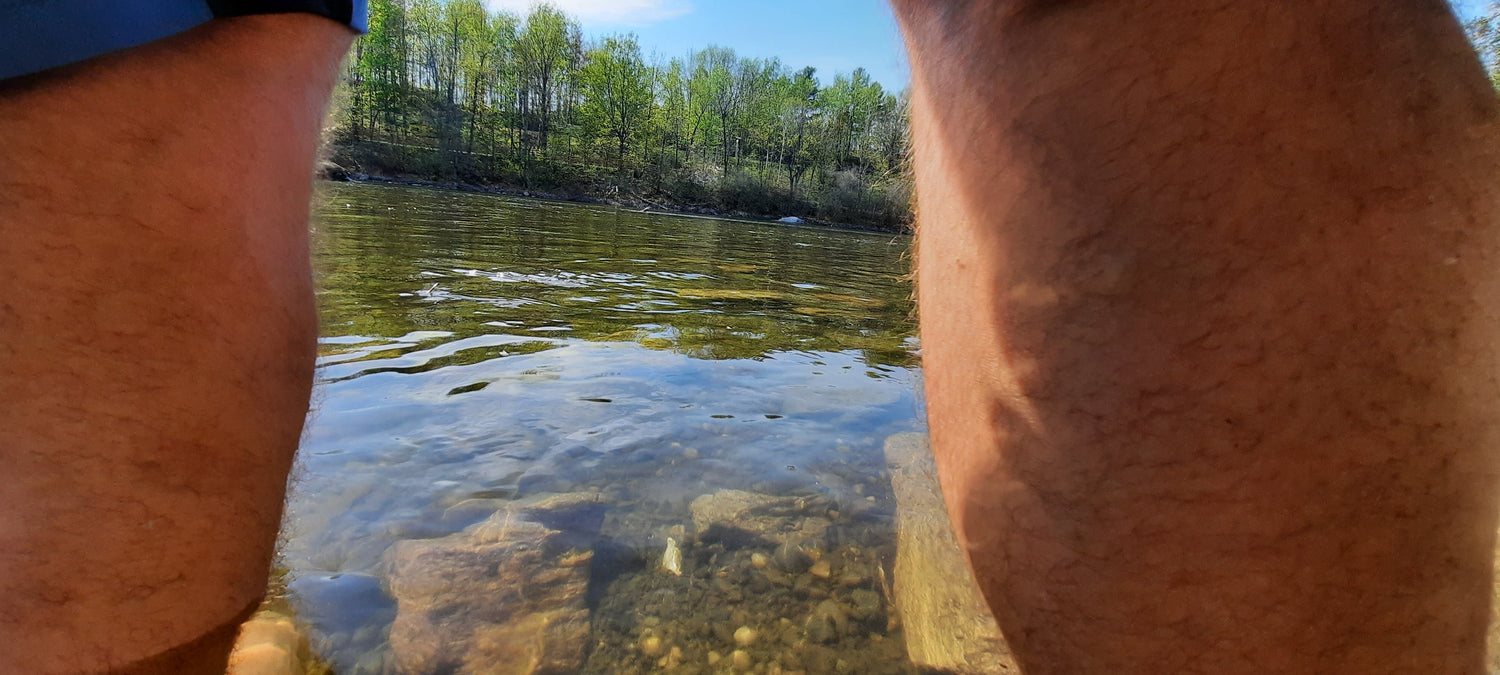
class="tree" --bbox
[514,4,580,157]
[819,68,885,170]
[691,46,740,173]
[777,66,820,198]
[345,0,412,140]
[579,35,653,176]
[655,58,688,165]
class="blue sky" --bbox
[485,0,909,93]
[1454,0,1490,21]
[483,0,1492,94]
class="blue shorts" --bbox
[0,0,367,81]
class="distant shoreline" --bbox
[318,169,909,236]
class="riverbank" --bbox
[318,164,910,235]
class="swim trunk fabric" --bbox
[0,0,367,81]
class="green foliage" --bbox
[331,0,912,229]
[578,35,652,175]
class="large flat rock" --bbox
[689,489,831,547]
[885,432,1017,674]
[384,492,604,675]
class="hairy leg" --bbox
[0,16,351,674]
[893,0,1500,672]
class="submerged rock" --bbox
[804,599,849,645]
[384,492,605,675]
[227,610,311,675]
[639,633,663,657]
[733,625,759,647]
[661,536,684,576]
[774,540,815,573]
[885,433,1015,673]
[689,489,830,547]
[849,589,882,624]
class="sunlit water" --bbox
[276,182,926,674]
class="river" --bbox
[265,182,933,674]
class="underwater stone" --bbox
[849,589,882,625]
[797,644,840,674]
[803,600,848,645]
[886,432,1015,673]
[762,567,792,587]
[733,625,759,647]
[689,490,830,547]
[732,649,753,672]
[661,537,684,576]
[226,610,310,675]
[384,492,605,675]
[227,644,302,675]
[805,615,838,645]
[774,541,814,573]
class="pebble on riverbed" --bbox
[805,599,850,645]
[733,625,759,647]
[581,487,922,674]
[661,537,683,576]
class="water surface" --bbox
[278,182,925,673]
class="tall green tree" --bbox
[346,0,411,139]
[579,35,653,176]
[777,66,821,198]
[514,4,580,156]
[691,46,740,173]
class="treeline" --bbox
[332,0,912,230]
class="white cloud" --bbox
[483,0,691,26]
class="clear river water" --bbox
[272,182,931,674]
